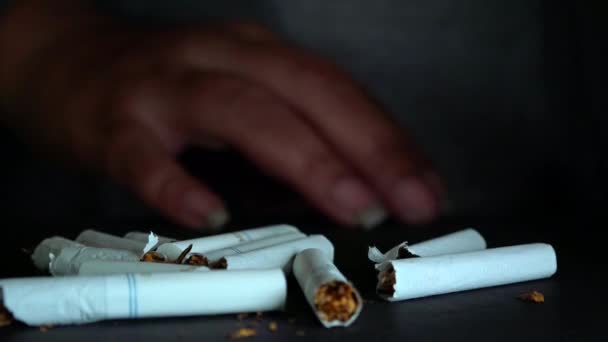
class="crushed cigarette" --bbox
[268,321,278,332]
[518,291,545,303]
[314,281,359,322]
[185,253,208,266]
[175,244,193,264]
[377,265,396,296]
[229,327,257,339]
[0,306,14,327]
[141,251,167,263]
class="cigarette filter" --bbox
[156,224,300,261]
[376,243,557,301]
[293,248,362,328]
[0,269,287,326]
[31,237,84,271]
[368,228,487,263]
[215,235,334,273]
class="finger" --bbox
[173,38,443,224]
[179,74,388,229]
[102,120,228,231]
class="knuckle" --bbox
[295,149,344,183]
[191,75,276,116]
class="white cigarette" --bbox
[368,228,486,263]
[49,246,141,276]
[203,232,307,263]
[124,231,176,245]
[293,249,362,328]
[156,224,300,261]
[76,230,158,255]
[0,269,287,326]
[215,235,334,273]
[31,237,84,271]
[376,243,557,301]
[77,261,209,275]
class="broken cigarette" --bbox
[76,230,158,255]
[376,243,557,301]
[368,228,486,263]
[31,237,84,271]
[293,248,362,328]
[49,246,141,276]
[0,269,287,326]
[124,231,176,245]
[77,260,209,275]
[156,224,300,261]
[202,232,307,263]
[212,235,334,273]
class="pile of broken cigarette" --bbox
[0,225,557,328]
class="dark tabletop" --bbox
[0,216,604,342]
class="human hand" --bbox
[0,0,444,230]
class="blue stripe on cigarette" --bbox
[230,246,242,254]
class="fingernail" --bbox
[356,205,388,230]
[205,210,230,231]
[332,177,377,211]
[394,177,438,224]
[182,191,228,230]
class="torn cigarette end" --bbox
[185,253,208,266]
[314,281,359,323]
[377,265,396,296]
[397,247,419,259]
[175,244,193,264]
[141,251,167,263]
[268,321,278,332]
[229,327,257,339]
[0,305,14,328]
[518,291,545,303]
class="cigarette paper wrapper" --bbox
[78,261,209,275]
[76,230,157,255]
[50,246,141,276]
[220,235,334,272]
[31,237,84,271]
[377,243,557,301]
[203,232,306,262]
[368,228,486,264]
[157,224,300,260]
[0,269,286,326]
[293,249,362,328]
[124,231,176,245]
